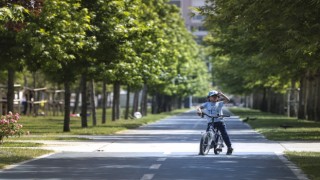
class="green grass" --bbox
[9,136,90,141]
[0,148,53,169]
[0,141,43,147]
[229,107,320,180]
[285,151,320,180]
[228,107,320,141]
[0,108,189,169]
[14,108,189,137]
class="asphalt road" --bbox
[0,109,309,180]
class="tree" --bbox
[0,1,30,113]
[199,0,320,120]
[24,0,96,131]
[140,0,209,112]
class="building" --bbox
[169,0,208,44]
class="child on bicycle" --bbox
[196,90,233,155]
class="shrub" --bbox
[0,112,23,144]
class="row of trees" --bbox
[199,0,320,121]
[0,0,210,132]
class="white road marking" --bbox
[149,164,161,169]
[140,174,154,180]
[157,158,166,161]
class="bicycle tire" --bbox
[214,135,224,155]
[199,133,211,155]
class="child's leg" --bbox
[216,122,232,148]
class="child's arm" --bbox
[218,91,230,103]
[196,105,205,116]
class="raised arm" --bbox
[218,91,230,103]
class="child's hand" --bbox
[196,108,202,116]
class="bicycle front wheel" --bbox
[214,135,224,155]
[199,133,211,155]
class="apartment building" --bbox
[169,0,208,44]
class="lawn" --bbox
[228,107,320,141]
[285,151,320,180]
[0,108,190,169]
[0,148,53,169]
[13,108,190,137]
[229,107,320,180]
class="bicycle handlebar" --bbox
[200,112,230,119]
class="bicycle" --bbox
[199,113,230,155]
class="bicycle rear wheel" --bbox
[199,133,211,155]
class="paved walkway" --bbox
[29,134,320,153]
[1,109,319,180]
[28,113,320,153]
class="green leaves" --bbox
[23,0,95,83]
[0,5,28,24]
[199,0,320,94]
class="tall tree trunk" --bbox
[132,90,140,117]
[298,77,305,119]
[315,71,320,121]
[63,81,71,132]
[166,95,172,112]
[156,94,164,113]
[7,68,15,113]
[306,71,314,120]
[72,78,82,114]
[289,79,298,117]
[81,74,88,128]
[260,88,268,112]
[90,79,97,126]
[102,79,107,124]
[140,84,148,116]
[112,82,120,121]
[125,85,130,119]
[151,95,157,114]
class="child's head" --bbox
[207,90,219,102]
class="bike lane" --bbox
[0,109,309,180]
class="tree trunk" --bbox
[151,95,157,114]
[7,68,15,113]
[81,74,88,128]
[140,84,148,116]
[90,79,97,126]
[298,76,305,119]
[132,90,140,117]
[112,82,120,121]
[63,81,71,132]
[72,78,82,114]
[260,88,268,112]
[315,71,320,121]
[102,79,107,124]
[125,85,130,119]
[167,95,172,112]
[306,71,314,120]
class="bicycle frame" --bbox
[199,113,229,155]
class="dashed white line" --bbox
[149,164,161,169]
[157,158,166,161]
[140,174,154,180]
